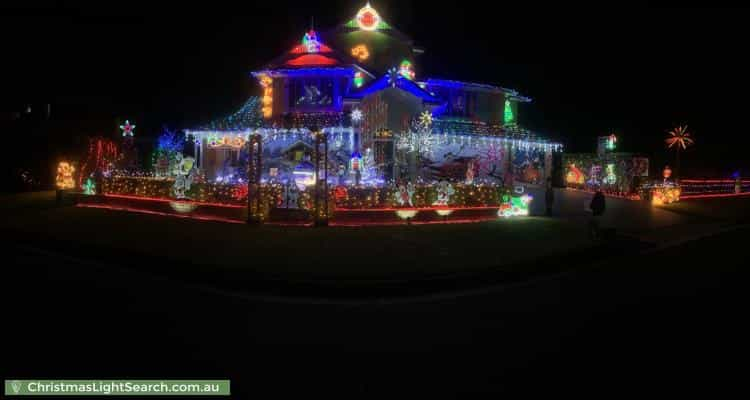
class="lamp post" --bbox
[246,134,263,224]
[313,130,329,227]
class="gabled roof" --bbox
[331,2,414,44]
[189,97,262,131]
[259,30,363,71]
[347,70,443,104]
[422,78,532,102]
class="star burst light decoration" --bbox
[120,120,136,137]
[351,108,363,124]
[387,67,399,87]
[419,111,432,128]
[665,125,694,150]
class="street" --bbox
[3,223,748,397]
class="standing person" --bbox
[589,190,606,240]
[545,178,555,216]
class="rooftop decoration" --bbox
[353,71,365,88]
[302,30,321,53]
[399,60,415,80]
[354,2,384,31]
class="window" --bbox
[289,78,334,111]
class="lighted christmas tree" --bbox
[504,99,515,125]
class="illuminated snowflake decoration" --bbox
[397,119,436,158]
[419,111,432,129]
[387,67,399,87]
[120,120,136,137]
[351,108,363,123]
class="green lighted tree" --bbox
[504,99,515,125]
[665,125,694,180]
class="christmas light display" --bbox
[119,120,136,137]
[293,161,316,188]
[665,125,694,150]
[56,162,75,190]
[395,182,416,206]
[498,194,532,217]
[353,71,365,88]
[78,137,119,187]
[399,60,415,80]
[651,185,680,205]
[351,108,363,123]
[396,209,418,220]
[88,2,563,226]
[355,2,382,31]
[606,134,617,150]
[302,30,320,53]
[172,155,197,199]
[82,177,96,195]
[604,163,617,185]
[419,110,432,128]
[169,201,198,214]
[259,74,273,119]
[566,164,585,185]
[207,134,246,149]
[504,99,514,125]
[663,165,672,181]
[152,128,184,177]
[432,180,455,206]
[351,44,370,62]
[194,97,262,131]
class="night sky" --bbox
[3,2,749,177]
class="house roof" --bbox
[329,2,414,44]
[189,97,262,131]
[346,70,443,104]
[258,30,364,71]
[422,78,532,102]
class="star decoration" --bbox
[120,120,136,137]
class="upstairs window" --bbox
[289,78,335,111]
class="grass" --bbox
[660,196,750,222]
[2,191,593,283]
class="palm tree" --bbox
[665,125,694,180]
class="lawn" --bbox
[3,191,593,284]
[660,196,750,222]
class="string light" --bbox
[353,71,365,88]
[119,120,135,137]
[351,44,369,61]
[258,74,273,119]
[355,2,382,31]
[56,162,75,189]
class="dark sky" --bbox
[3,2,749,176]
